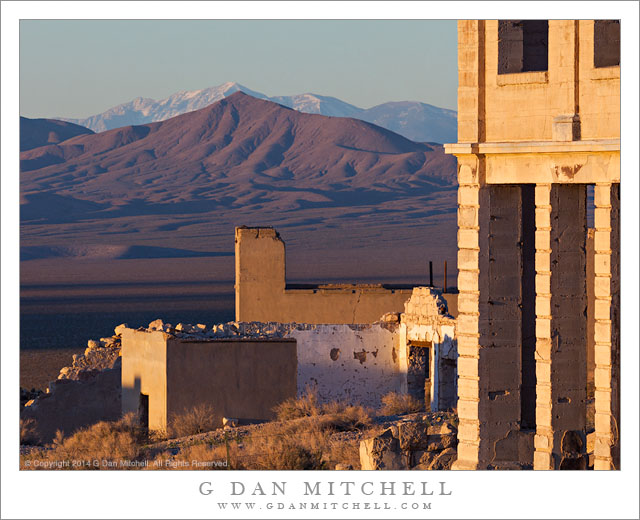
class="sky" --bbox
[19,19,458,119]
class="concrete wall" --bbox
[235,227,414,323]
[166,339,297,426]
[121,330,297,430]
[288,324,405,408]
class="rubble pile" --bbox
[360,412,458,470]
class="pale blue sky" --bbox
[19,20,458,119]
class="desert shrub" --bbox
[242,426,327,470]
[322,437,361,470]
[21,413,146,470]
[258,440,324,470]
[379,392,423,416]
[20,418,39,445]
[318,402,372,432]
[274,391,371,432]
[273,390,320,421]
[168,404,217,438]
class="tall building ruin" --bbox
[445,20,620,470]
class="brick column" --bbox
[593,183,621,470]
[453,156,484,469]
[534,184,588,470]
[534,184,553,469]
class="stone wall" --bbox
[235,226,415,323]
[21,331,123,444]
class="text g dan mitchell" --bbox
[199,480,453,497]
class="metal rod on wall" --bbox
[444,261,448,293]
[429,261,433,287]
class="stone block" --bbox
[428,422,457,436]
[535,230,551,251]
[594,366,612,389]
[535,296,551,317]
[594,344,612,366]
[412,450,438,469]
[535,207,551,228]
[536,317,551,339]
[458,164,477,184]
[535,185,551,205]
[458,206,479,228]
[594,208,611,229]
[458,356,479,378]
[536,361,551,383]
[594,413,613,438]
[594,298,612,320]
[533,450,553,470]
[398,421,428,450]
[594,230,610,252]
[458,229,479,249]
[535,273,551,295]
[457,421,479,443]
[594,321,612,342]
[534,433,550,451]
[534,339,552,360]
[457,376,479,401]
[593,435,612,458]
[428,448,458,470]
[594,276,611,298]
[458,186,479,206]
[456,442,480,465]
[594,184,611,207]
[457,292,479,313]
[359,428,406,470]
[535,251,550,271]
[457,314,479,335]
[536,405,552,428]
[594,390,611,413]
[458,398,479,421]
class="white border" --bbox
[2,2,639,519]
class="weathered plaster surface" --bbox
[287,324,404,408]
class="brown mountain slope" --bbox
[20,117,94,152]
[21,92,455,219]
[20,93,458,286]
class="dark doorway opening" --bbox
[407,341,432,410]
[139,393,149,429]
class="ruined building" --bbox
[236,226,423,323]
[445,20,620,470]
[120,285,457,433]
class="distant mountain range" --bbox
[59,82,457,144]
[21,92,458,266]
[20,117,94,152]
